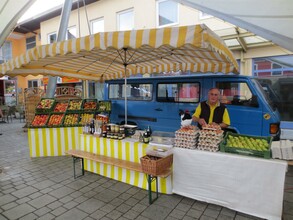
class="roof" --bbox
[14,0,99,34]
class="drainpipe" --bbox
[45,0,73,98]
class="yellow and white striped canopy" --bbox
[0,24,239,81]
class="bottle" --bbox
[146,125,152,137]
[90,119,95,134]
[143,131,149,144]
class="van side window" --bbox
[157,82,200,103]
[109,83,152,101]
[216,81,254,106]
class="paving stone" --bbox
[95,189,120,203]
[187,208,203,218]
[29,191,43,199]
[200,215,216,220]
[59,195,73,204]
[106,209,123,219]
[47,201,63,210]
[100,204,116,213]
[220,208,236,217]
[203,208,220,218]
[2,203,35,220]
[28,194,57,209]
[34,206,52,217]
[109,182,132,193]
[90,210,107,219]
[1,184,14,190]
[181,197,195,206]
[169,208,186,219]
[123,210,140,220]
[73,195,89,204]
[192,201,208,211]
[155,194,182,209]
[50,207,67,216]
[37,213,56,220]
[70,191,83,198]
[217,214,235,220]
[48,186,75,199]
[165,216,179,220]
[132,203,148,213]
[16,197,31,204]
[66,179,89,190]
[125,197,139,206]
[11,186,38,198]
[19,213,38,220]
[55,209,88,220]
[118,192,132,201]
[110,198,125,207]
[208,204,222,211]
[2,188,16,194]
[176,202,192,212]
[0,194,17,206]
[32,180,56,190]
[0,214,8,220]
[62,200,79,209]
[76,198,105,214]
[2,202,18,210]
[141,204,172,220]
[40,188,54,194]
[116,203,132,213]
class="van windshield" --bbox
[252,79,276,110]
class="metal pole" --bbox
[45,0,73,98]
[124,64,127,125]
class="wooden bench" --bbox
[66,149,172,204]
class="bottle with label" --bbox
[90,119,95,134]
[146,125,152,137]
[143,131,149,144]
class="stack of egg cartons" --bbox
[197,124,224,152]
[174,125,199,149]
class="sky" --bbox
[18,0,65,23]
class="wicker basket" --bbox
[140,154,173,176]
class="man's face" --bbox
[208,89,220,105]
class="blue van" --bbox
[104,74,280,138]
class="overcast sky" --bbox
[18,0,64,23]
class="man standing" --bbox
[192,88,230,129]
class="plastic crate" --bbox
[35,98,55,113]
[97,101,111,112]
[82,99,97,111]
[47,113,65,127]
[63,113,81,127]
[67,99,83,111]
[219,132,272,159]
[29,114,50,128]
[52,100,69,113]
[79,112,95,125]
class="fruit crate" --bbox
[219,132,272,159]
[47,113,65,127]
[35,98,55,113]
[67,99,83,112]
[63,113,81,127]
[79,112,95,125]
[97,101,111,112]
[82,99,97,111]
[29,114,50,128]
[52,100,69,113]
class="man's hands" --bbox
[198,118,207,127]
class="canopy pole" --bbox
[46,0,73,98]
[124,64,127,125]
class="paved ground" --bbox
[0,120,293,220]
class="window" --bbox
[47,26,76,44]
[26,36,36,50]
[48,32,56,44]
[0,41,12,63]
[157,0,178,27]
[109,83,152,101]
[28,80,39,88]
[66,26,77,40]
[91,18,104,34]
[272,63,282,76]
[216,81,254,106]
[157,82,200,103]
[117,9,134,31]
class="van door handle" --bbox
[155,108,163,111]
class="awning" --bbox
[0,24,239,81]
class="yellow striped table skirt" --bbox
[28,127,82,157]
[79,134,173,194]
